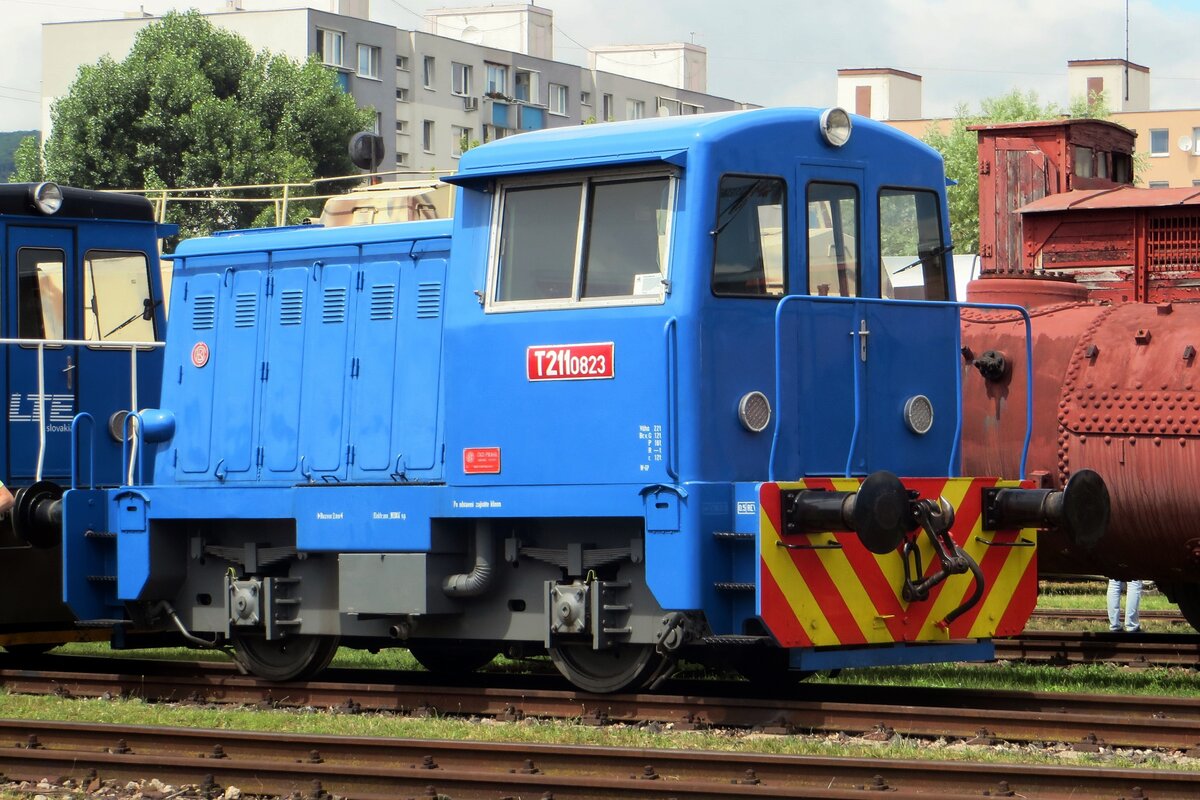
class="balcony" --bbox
[483,95,546,132]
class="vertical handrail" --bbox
[123,413,143,488]
[70,412,96,490]
[769,297,1034,481]
[663,317,680,480]
[843,304,863,478]
[35,342,46,482]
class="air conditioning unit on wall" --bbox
[463,96,479,112]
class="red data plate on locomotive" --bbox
[526,342,615,381]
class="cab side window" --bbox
[17,248,65,340]
[807,183,859,297]
[711,175,786,297]
[879,188,949,301]
[492,172,673,308]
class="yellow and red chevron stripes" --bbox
[759,478,1037,648]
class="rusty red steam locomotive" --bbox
[959,118,1200,629]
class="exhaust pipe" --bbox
[442,521,495,597]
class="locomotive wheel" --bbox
[548,643,669,694]
[408,641,500,674]
[231,632,339,681]
[1169,583,1200,633]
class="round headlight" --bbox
[108,410,130,443]
[30,182,64,215]
[903,395,934,435]
[819,107,852,148]
[738,391,772,433]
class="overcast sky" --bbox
[4,0,1200,131]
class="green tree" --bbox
[13,11,372,237]
[922,89,1110,253]
[10,135,44,182]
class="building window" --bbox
[422,120,434,153]
[452,125,472,158]
[602,93,614,121]
[396,120,408,134]
[1150,129,1169,156]
[657,97,681,116]
[317,29,344,67]
[451,62,472,97]
[580,91,592,106]
[1192,127,1200,156]
[423,56,435,89]
[396,87,409,102]
[486,63,508,96]
[626,99,645,120]
[396,55,409,71]
[549,83,568,116]
[855,85,872,117]
[396,152,408,167]
[682,102,703,115]
[357,45,380,79]
[1149,180,1170,188]
[515,70,538,103]
[372,111,381,135]
[483,124,509,143]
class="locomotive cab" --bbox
[58,110,1099,691]
[0,182,173,650]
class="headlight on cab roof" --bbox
[819,107,852,148]
[30,182,64,215]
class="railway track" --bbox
[0,717,1196,800]
[1,656,1198,750]
[1030,608,1187,624]
[996,630,1200,666]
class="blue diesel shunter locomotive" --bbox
[55,109,1106,690]
[0,183,173,649]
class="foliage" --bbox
[9,135,43,182]
[13,11,372,237]
[922,89,1111,253]
[0,130,38,181]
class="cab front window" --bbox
[490,170,674,310]
[878,188,949,301]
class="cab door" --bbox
[5,226,75,482]
[783,164,959,479]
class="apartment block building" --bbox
[839,59,1200,189]
[41,1,753,177]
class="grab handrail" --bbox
[769,296,1034,481]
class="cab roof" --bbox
[446,107,938,185]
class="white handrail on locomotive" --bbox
[0,337,163,483]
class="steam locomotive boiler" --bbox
[43,108,1102,691]
[960,118,1200,628]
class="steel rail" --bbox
[995,630,1200,666]
[0,718,1196,800]
[1,661,1198,750]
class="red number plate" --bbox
[527,342,615,381]
[463,447,501,474]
